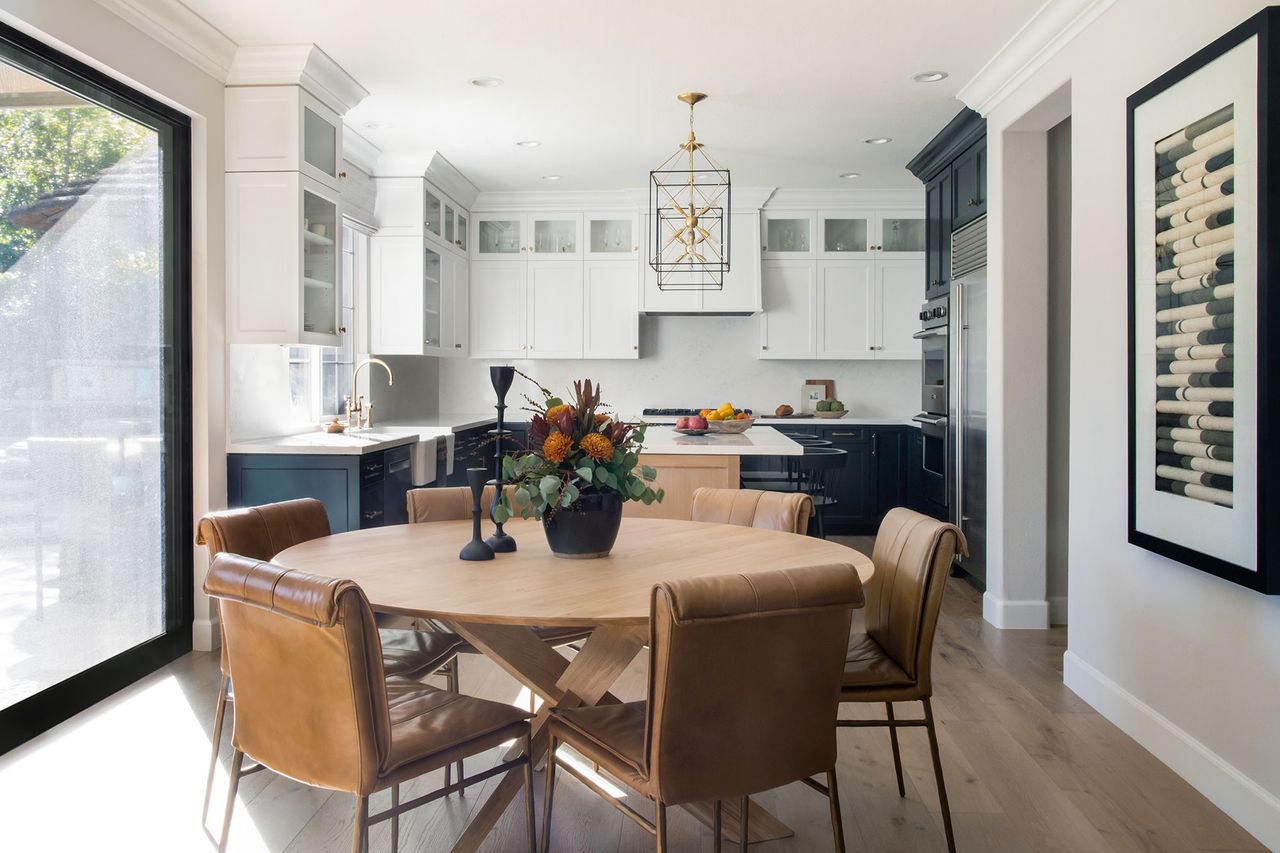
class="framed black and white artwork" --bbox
[1128,8,1279,594]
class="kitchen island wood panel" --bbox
[623,454,741,520]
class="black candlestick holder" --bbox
[485,365,517,553]
[459,467,495,561]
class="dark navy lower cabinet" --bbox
[228,443,413,533]
[820,425,913,534]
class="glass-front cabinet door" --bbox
[877,213,926,256]
[455,211,468,252]
[301,179,340,342]
[530,213,582,259]
[423,245,442,352]
[299,91,341,190]
[423,186,443,240]
[585,213,638,260]
[474,213,523,256]
[761,213,815,259]
[444,202,456,246]
[817,212,872,259]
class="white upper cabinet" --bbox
[585,213,640,261]
[875,259,924,358]
[877,211,926,257]
[526,262,585,358]
[584,261,639,358]
[816,260,875,359]
[472,213,582,259]
[817,212,873,259]
[227,171,343,347]
[760,261,816,358]
[530,214,582,260]
[469,261,528,359]
[226,86,344,191]
[640,209,763,314]
[474,213,525,258]
[761,212,816,260]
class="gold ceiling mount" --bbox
[676,91,707,107]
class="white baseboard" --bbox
[982,592,1050,629]
[192,618,218,653]
[1048,595,1068,625]
[1064,651,1280,851]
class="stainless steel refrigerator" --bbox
[949,216,987,582]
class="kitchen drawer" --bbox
[359,482,384,528]
[822,426,868,443]
[361,454,386,484]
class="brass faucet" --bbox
[346,357,393,430]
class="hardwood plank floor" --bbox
[0,544,1262,852]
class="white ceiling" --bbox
[181,0,1044,191]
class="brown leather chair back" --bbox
[866,508,967,693]
[690,487,814,535]
[407,485,525,523]
[196,498,331,560]
[644,564,863,805]
[204,553,390,796]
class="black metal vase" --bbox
[541,489,624,559]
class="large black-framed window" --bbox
[0,22,192,755]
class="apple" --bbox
[676,416,690,429]
[688,415,708,430]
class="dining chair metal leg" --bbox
[203,676,230,826]
[923,698,956,853]
[352,795,369,853]
[826,768,846,853]
[390,784,400,853]
[712,799,722,853]
[738,795,749,852]
[445,663,464,790]
[217,749,244,853]
[886,701,906,797]
[523,731,537,853]
[655,801,668,853]
[541,734,557,853]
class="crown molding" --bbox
[226,44,368,114]
[342,127,380,175]
[763,187,924,210]
[93,0,236,81]
[957,0,1115,115]
[424,153,480,210]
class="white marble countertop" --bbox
[228,430,422,456]
[381,413,498,432]
[642,415,919,427]
[638,425,804,456]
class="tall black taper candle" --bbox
[485,365,517,552]
[459,468,495,561]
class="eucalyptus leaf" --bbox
[640,465,657,480]
[539,475,561,503]
[491,502,511,524]
[575,466,593,483]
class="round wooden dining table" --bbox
[275,516,874,851]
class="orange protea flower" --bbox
[593,413,611,426]
[546,404,573,422]
[542,431,572,463]
[580,432,613,462]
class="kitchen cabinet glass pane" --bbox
[302,190,338,336]
[766,218,810,252]
[303,107,337,178]
[590,219,632,253]
[882,217,925,252]
[423,187,442,237]
[533,219,576,254]
[823,218,867,253]
[478,219,520,254]
[456,213,467,250]
[444,204,455,244]
[424,246,442,347]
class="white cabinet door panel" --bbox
[369,235,424,354]
[584,261,639,359]
[817,260,875,359]
[526,262,584,359]
[469,261,527,358]
[447,255,469,357]
[759,261,815,358]
[876,258,924,359]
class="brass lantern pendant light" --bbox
[649,92,731,290]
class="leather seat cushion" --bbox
[378,628,464,679]
[550,701,650,793]
[382,678,530,776]
[842,633,913,689]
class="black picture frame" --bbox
[1127,7,1279,594]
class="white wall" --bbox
[1046,117,1071,624]
[0,0,228,652]
[439,314,919,419]
[980,0,1280,844]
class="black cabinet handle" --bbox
[968,198,978,206]
[829,431,862,437]
[363,510,382,520]
[872,433,878,456]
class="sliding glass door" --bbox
[0,24,191,753]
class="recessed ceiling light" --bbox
[839,172,861,179]
[362,120,383,129]
[469,77,504,88]
[541,175,561,181]
[515,140,541,148]
[912,71,949,83]
[864,137,892,145]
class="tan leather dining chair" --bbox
[205,553,536,853]
[838,507,967,853]
[195,499,464,825]
[542,563,864,852]
[690,487,814,535]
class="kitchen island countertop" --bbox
[639,425,803,456]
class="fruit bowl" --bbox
[813,410,847,419]
[673,427,712,436]
[708,417,756,433]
